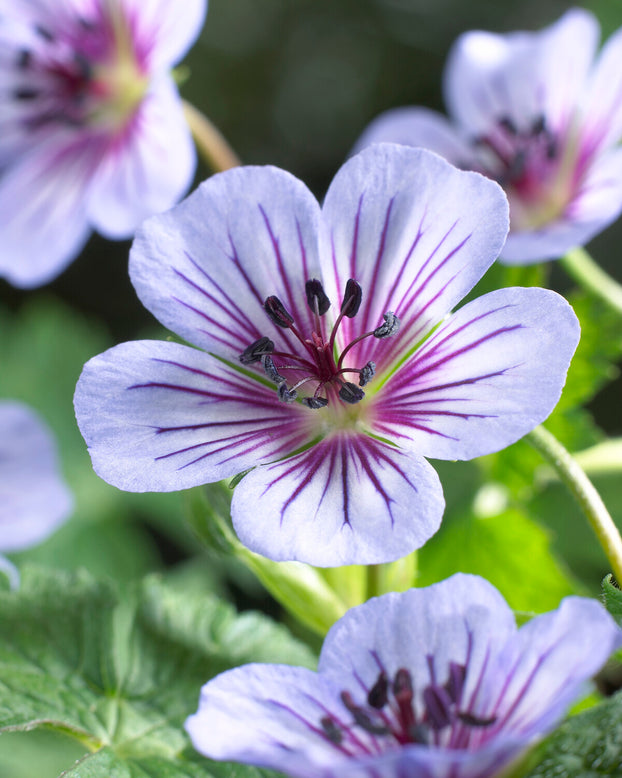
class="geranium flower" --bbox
[74,144,579,567]
[185,573,620,778]
[0,0,206,288]
[0,401,73,586]
[354,9,622,263]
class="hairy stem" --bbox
[528,425,622,583]
[182,100,241,172]
[561,247,622,315]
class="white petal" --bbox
[371,287,579,460]
[231,433,444,566]
[74,340,313,492]
[129,165,323,358]
[319,144,508,374]
[0,401,73,552]
[87,76,196,239]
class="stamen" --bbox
[444,662,466,704]
[499,115,518,135]
[239,336,275,365]
[530,114,546,135]
[277,383,298,403]
[320,716,343,745]
[367,671,389,709]
[14,88,40,101]
[358,361,376,387]
[373,312,400,338]
[393,668,414,703]
[340,692,390,736]
[16,49,32,70]
[301,397,328,409]
[423,685,453,730]
[264,296,294,328]
[305,279,330,316]
[339,382,365,404]
[457,711,497,727]
[34,24,55,42]
[262,355,285,384]
[340,279,362,318]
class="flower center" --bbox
[12,3,148,134]
[319,664,496,755]
[473,115,574,229]
[238,278,400,409]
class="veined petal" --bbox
[130,165,323,359]
[0,401,73,552]
[0,133,95,288]
[320,574,516,701]
[120,0,207,70]
[371,287,579,460]
[580,24,622,153]
[351,107,477,168]
[231,433,444,567]
[319,145,508,374]
[74,340,313,492]
[87,75,196,239]
[186,664,348,778]
[444,10,598,135]
[477,597,620,740]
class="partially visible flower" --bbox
[354,9,622,264]
[0,0,206,287]
[0,401,73,586]
[74,144,579,567]
[186,574,620,778]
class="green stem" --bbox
[561,246,622,315]
[182,100,241,173]
[366,565,382,600]
[527,425,622,583]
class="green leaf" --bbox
[602,575,622,627]
[525,691,622,777]
[0,567,314,778]
[417,501,575,614]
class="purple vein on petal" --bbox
[259,204,298,319]
[359,196,396,333]
[348,192,365,281]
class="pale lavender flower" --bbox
[0,401,73,586]
[74,144,579,567]
[354,9,622,264]
[185,574,620,778]
[0,0,206,288]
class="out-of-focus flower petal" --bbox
[87,76,196,239]
[0,401,73,552]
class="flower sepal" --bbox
[188,482,347,635]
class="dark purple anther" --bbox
[277,383,298,403]
[373,312,400,338]
[305,279,331,316]
[530,114,546,135]
[340,279,362,318]
[14,87,40,101]
[262,355,285,385]
[457,711,497,727]
[34,24,55,42]
[444,662,466,704]
[498,115,518,135]
[17,49,32,69]
[264,296,294,328]
[320,716,343,745]
[239,336,275,365]
[339,382,365,404]
[423,685,453,730]
[358,361,376,387]
[302,396,328,409]
[367,671,389,709]
[393,668,414,703]
[340,692,390,736]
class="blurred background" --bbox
[1,1,622,774]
